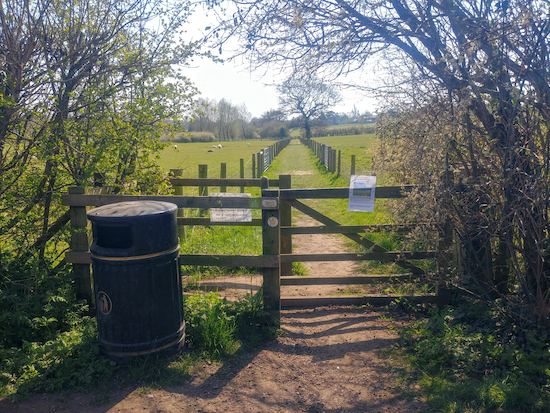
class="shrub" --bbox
[309,125,376,137]
[0,256,87,350]
[161,131,216,143]
[0,318,115,397]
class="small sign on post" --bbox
[348,175,377,212]
[210,193,252,222]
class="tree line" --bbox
[184,95,375,141]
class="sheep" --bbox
[218,144,222,149]
[208,149,215,152]
[212,145,217,148]
[247,143,251,146]
[173,144,178,150]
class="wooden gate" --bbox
[260,186,451,315]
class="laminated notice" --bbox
[210,193,252,222]
[348,175,377,212]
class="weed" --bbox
[392,302,550,412]
[292,262,308,276]
[381,282,434,295]
[183,290,278,360]
[183,293,239,360]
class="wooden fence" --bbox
[252,138,291,178]
[299,137,341,174]
[63,175,291,307]
[64,178,450,320]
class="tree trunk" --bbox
[304,118,311,139]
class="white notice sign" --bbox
[348,175,377,212]
[210,193,252,222]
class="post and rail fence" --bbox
[64,176,451,320]
[299,138,341,175]
[252,138,291,178]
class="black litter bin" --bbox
[87,201,185,359]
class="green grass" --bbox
[390,303,550,412]
[158,139,275,180]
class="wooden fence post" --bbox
[198,164,208,195]
[351,155,356,176]
[240,158,245,193]
[170,169,186,241]
[279,175,292,277]
[198,164,208,216]
[337,150,341,177]
[220,163,227,192]
[261,177,280,320]
[252,154,256,179]
[436,218,454,304]
[257,152,262,178]
[69,186,93,305]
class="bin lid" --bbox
[87,201,179,258]
[87,201,177,220]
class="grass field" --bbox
[158,140,275,180]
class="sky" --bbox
[179,8,378,119]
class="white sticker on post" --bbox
[348,175,377,212]
[267,216,279,227]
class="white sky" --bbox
[179,7,378,119]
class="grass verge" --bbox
[384,301,550,412]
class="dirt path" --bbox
[282,212,365,299]
[0,306,425,413]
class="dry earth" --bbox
[0,212,427,413]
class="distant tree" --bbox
[190,98,252,140]
[190,99,217,132]
[277,76,341,139]
[258,109,287,124]
[258,121,289,139]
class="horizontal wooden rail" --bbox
[281,274,416,285]
[281,224,427,235]
[178,218,263,226]
[169,178,280,187]
[62,194,277,209]
[65,251,91,264]
[64,251,279,268]
[179,254,278,268]
[280,251,436,262]
[281,294,440,308]
[269,186,415,199]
